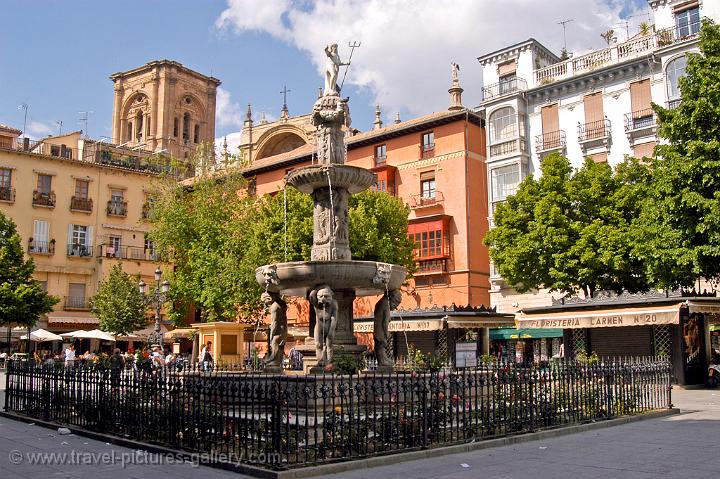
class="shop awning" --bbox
[446,317,515,329]
[354,318,445,333]
[687,301,720,315]
[490,328,564,340]
[48,316,98,325]
[516,303,683,329]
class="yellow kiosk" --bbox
[192,321,246,368]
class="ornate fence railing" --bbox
[4,358,671,471]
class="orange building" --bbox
[239,82,514,361]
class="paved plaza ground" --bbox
[0,369,718,478]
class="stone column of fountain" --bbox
[256,44,406,374]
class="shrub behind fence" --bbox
[4,358,671,470]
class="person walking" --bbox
[64,344,76,368]
[200,341,214,371]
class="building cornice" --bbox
[477,38,559,66]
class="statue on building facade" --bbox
[451,62,460,82]
[310,285,338,366]
[374,289,402,368]
[261,291,287,368]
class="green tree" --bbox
[637,20,720,289]
[92,263,148,336]
[148,162,415,322]
[0,211,58,329]
[485,153,651,298]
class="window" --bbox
[108,235,122,258]
[37,281,48,292]
[0,168,11,189]
[675,6,700,38]
[490,164,521,203]
[183,113,191,142]
[37,174,52,194]
[409,220,448,261]
[374,144,387,165]
[489,107,517,143]
[173,117,179,137]
[67,283,87,308]
[126,121,133,142]
[72,225,88,246]
[666,55,688,101]
[32,220,50,253]
[136,112,144,141]
[420,172,436,198]
[111,190,124,204]
[75,180,89,199]
[499,73,517,95]
[194,124,200,144]
[422,132,435,151]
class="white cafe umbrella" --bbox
[73,329,116,341]
[20,329,63,342]
[60,330,86,338]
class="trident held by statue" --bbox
[339,41,361,92]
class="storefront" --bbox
[517,291,720,385]
[353,305,515,367]
[489,328,564,364]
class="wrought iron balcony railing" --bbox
[28,240,55,255]
[70,196,93,212]
[99,244,159,261]
[64,296,91,310]
[624,108,656,132]
[32,190,55,208]
[482,77,528,101]
[0,186,15,203]
[535,130,566,153]
[106,200,128,217]
[67,244,93,258]
[578,119,611,143]
[409,190,444,209]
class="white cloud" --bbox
[216,87,244,129]
[216,0,644,119]
[27,121,54,138]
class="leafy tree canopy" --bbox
[92,263,148,336]
[0,211,58,328]
[148,158,415,323]
[637,20,720,289]
[485,153,651,298]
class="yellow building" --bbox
[0,60,219,338]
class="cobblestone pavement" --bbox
[0,376,717,479]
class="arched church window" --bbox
[173,117,179,137]
[136,112,143,141]
[183,113,190,143]
[194,124,200,144]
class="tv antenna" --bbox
[558,19,574,51]
[78,111,93,138]
[339,41,361,92]
[55,120,63,136]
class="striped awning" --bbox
[48,316,98,325]
[687,301,720,315]
[516,304,682,330]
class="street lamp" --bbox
[139,267,170,352]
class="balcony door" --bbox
[33,219,49,253]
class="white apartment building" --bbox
[476,0,720,313]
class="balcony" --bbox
[666,99,681,110]
[106,200,128,217]
[141,202,152,220]
[624,109,656,142]
[374,154,387,166]
[32,190,55,208]
[100,244,159,261]
[70,196,93,213]
[67,244,93,258]
[420,144,435,159]
[489,137,526,158]
[0,186,15,203]
[416,258,448,275]
[535,130,567,155]
[533,19,703,87]
[482,77,528,101]
[28,240,55,255]
[64,296,91,311]
[577,119,611,149]
[409,191,444,209]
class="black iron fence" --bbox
[4,358,671,471]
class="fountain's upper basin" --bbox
[286,164,377,194]
[256,260,406,297]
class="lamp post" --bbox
[139,267,170,352]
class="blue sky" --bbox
[0,0,648,149]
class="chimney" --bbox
[394,112,401,124]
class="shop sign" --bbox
[353,319,444,333]
[517,306,680,329]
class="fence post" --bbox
[272,379,282,454]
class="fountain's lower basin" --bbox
[256,260,406,297]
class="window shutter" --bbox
[497,60,517,77]
[67,224,74,245]
[629,79,652,113]
[583,92,604,124]
[540,103,560,133]
[420,171,435,180]
[87,226,94,249]
[672,1,698,13]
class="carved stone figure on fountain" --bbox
[374,289,402,370]
[310,285,338,367]
[324,43,348,96]
[261,291,287,371]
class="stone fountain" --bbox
[256,44,406,373]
